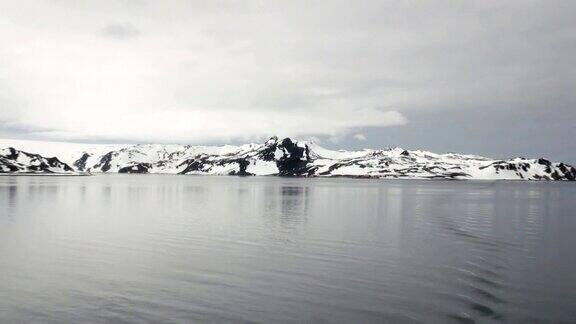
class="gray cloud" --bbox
[0,0,574,161]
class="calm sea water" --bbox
[0,175,575,323]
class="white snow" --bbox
[246,160,278,175]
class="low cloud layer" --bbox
[0,1,574,160]
[2,107,405,143]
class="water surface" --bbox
[0,175,575,323]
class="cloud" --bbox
[0,0,574,150]
[101,23,140,40]
[11,108,405,143]
[353,133,367,141]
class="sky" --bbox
[0,0,575,163]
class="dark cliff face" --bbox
[275,138,314,176]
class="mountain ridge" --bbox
[0,137,574,180]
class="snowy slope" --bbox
[0,137,574,180]
[0,147,76,174]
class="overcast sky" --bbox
[0,0,574,162]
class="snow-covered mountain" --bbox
[0,147,75,174]
[0,137,574,180]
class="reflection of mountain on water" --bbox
[0,182,18,221]
[280,186,310,226]
[1,177,63,221]
[262,184,310,234]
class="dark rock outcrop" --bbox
[276,138,312,176]
[73,153,91,171]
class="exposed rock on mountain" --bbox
[0,147,75,174]
[0,137,575,180]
